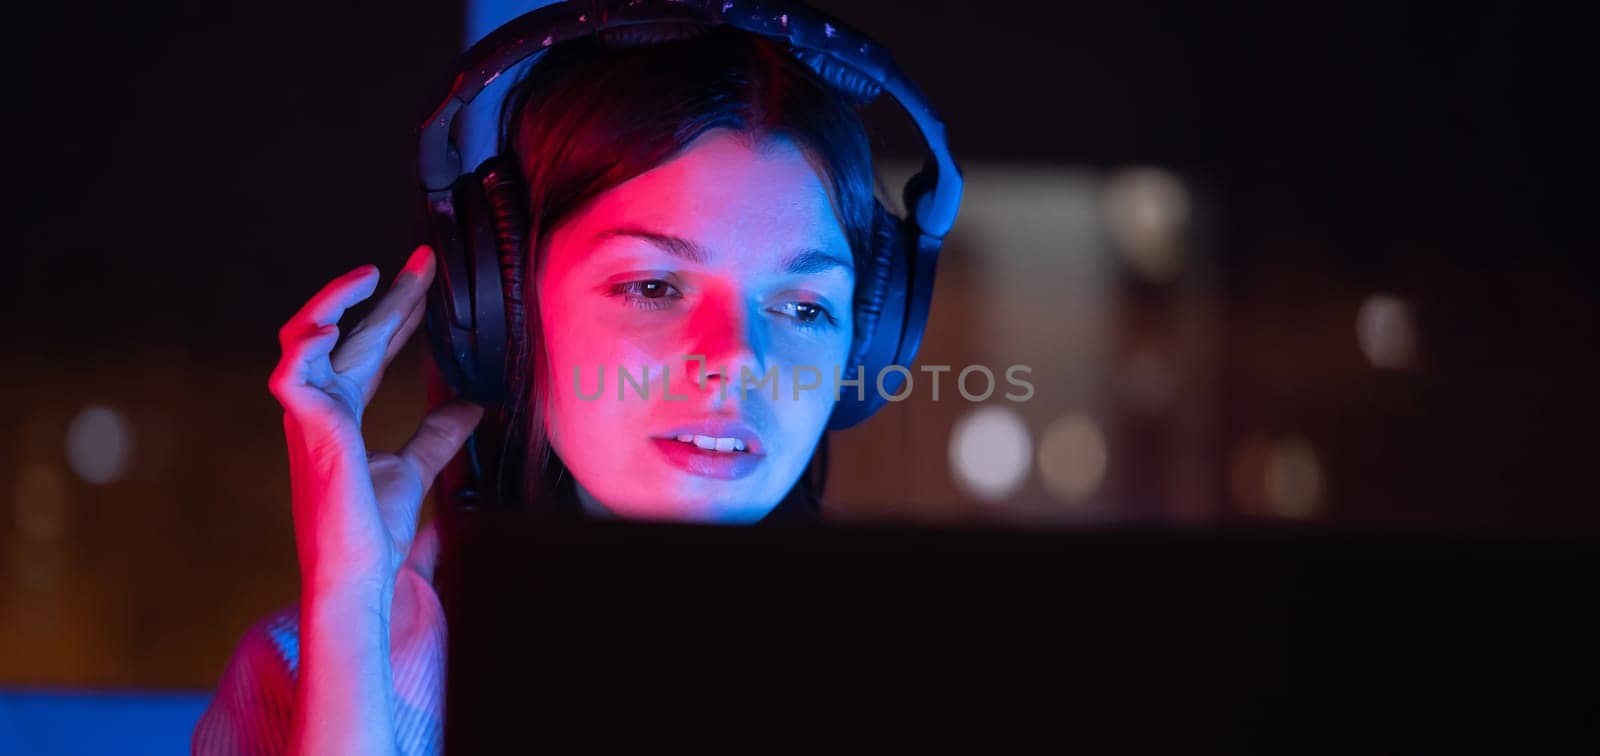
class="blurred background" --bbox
[2,0,1595,744]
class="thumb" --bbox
[400,399,486,487]
[406,518,441,582]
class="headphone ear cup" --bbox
[420,172,504,509]
[477,156,530,396]
[844,202,902,379]
[422,180,476,403]
[418,157,530,510]
[829,202,909,430]
[901,164,939,228]
[449,168,509,406]
[474,156,531,506]
[423,166,511,406]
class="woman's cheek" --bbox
[542,293,626,452]
[769,327,851,427]
[776,321,853,388]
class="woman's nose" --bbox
[680,286,767,394]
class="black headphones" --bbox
[418,0,962,503]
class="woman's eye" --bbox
[610,279,683,310]
[773,301,837,329]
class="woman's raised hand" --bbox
[267,244,482,754]
[268,244,482,594]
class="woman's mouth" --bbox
[670,433,749,453]
[651,422,766,480]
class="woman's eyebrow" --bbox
[591,225,852,275]
[593,226,709,264]
[779,248,853,276]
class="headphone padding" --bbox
[828,201,908,430]
[476,156,531,505]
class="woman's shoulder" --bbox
[192,604,300,754]
[195,576,448,756]
[212,604,302,684]
[243,604,303,677]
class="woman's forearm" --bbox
[291,581,399,756]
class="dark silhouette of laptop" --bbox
[440,512,1598,754]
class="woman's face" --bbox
[537,128,855,523]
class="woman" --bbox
[194,22,902,756]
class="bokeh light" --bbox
[65,405,134,485]
[1264,436,1323,519]
[1101,167,1191,283]
[1036,413,1108,503]
[1230,433,1324,519]
[1356,294,1418,370]
[949,406,1033,502]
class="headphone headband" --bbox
[419,0,961,238]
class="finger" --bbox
[405,519,441,582]
[353,295,427,409]
[279,264,381,344]
[331,245,435,378]
[267,323,342,406]
[385,289,429,369]
[398,399,486,487]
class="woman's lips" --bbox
[650,437,766,481]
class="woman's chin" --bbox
[595,483,779,525]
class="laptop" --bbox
[439,512,1598,753]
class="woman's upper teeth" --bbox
[674,433,747,452]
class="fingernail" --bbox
[404,245,433,276]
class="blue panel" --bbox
[0,690,212,755]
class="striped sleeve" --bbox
[191,608,298,755]
[192,566,447,756]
